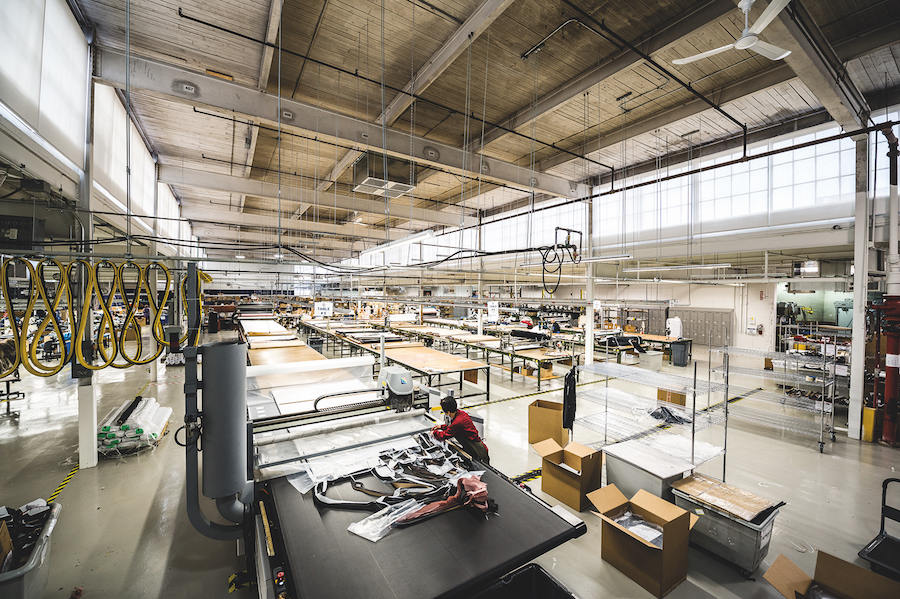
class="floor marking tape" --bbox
[48,463,79,502]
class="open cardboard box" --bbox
[528,399,569,445]
[764,551,900,599]
[533,438,601,511]
[588,484,698,598]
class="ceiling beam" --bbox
[240,0,283,213]
[473,0,735,151]
[381,0,515,127]
[179,204,407,242]
[768,0,870,131]
[159,165,474,227]
[191,224,358,252]
[536,23,895,173]
[318,0,515,193]
[94,47,587,199]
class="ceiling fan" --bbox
[672,0,792,65]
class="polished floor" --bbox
[0,332,896,598]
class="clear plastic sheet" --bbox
[614,510,663,547]
[347,499,422,542]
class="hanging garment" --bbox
[563,367,577,430]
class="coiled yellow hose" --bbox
[0,258,210,377]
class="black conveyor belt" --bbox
[269,466,585,598]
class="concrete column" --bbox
[848,137,869,439]
[76,38,97,468]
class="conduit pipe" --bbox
[877,126,899,445]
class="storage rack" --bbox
[576,361,730,480]
[709,345,836,452]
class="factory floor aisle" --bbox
[0,334,895,598]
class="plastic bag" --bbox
[287,469,315,494]
[347,499,422,542]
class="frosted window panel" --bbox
[0,0,44,125]
[793,134,815,159]
[38,0,87,167]
[749,168,767,192]
[816,127,840,140]
[700,179,714,200]
[732,193,750,216]
[794,182,815,207]
[772,163,793,187]
[772,186,792,209]
[816,153,839,179]
[714,196,730,219]
[699,200,714,221]
[794,158,815,184]
[817,178,839,204]
[750,190,767,212]
[840,149,855,176]
[714,175,731,199]
[815,139,840,156]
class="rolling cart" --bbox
[858,477,900,580]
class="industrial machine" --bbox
[181,341,585,598]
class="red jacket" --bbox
[433,409,482,444]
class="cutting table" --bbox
[260,454,585,599]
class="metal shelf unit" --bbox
[710,346,836,452]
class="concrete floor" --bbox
[1,334,896,598]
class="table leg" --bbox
[537,361,541,391]
[485,366,490,402]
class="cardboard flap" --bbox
[594,511,664,551]
[533,438,564,458]
[763,554,812,599]
[813,551,900,599]
[531,399,564,411]
[587,484,628,513]
[564,441,597,459]
[688,513,699,530]
[631,489,688,524]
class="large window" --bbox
[0,0,88,168]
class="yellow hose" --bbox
[0,257,210,376]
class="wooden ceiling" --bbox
[75,0,900,262]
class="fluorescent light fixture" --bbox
[622,263,731,273]
[360,230,433,257]
[235,254,246,259]
[272,252,284,260]
[520,253,632,267]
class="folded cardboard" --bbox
[533,438,601,511]
[588,484,698,598]
[671,473,778,522]
[657,388,686,406]
[764,551,900,599]
[528,399,570,445]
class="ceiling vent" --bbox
[352,152,415,199]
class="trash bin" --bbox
[307,336,324,353]
[671,340,690,367]
[472,563,576,599]
[207,311,219,334]
[0,503,61,599]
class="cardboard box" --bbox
[528,400,569,445]
[588,484,698,598]
[0,520,11,566]
[539,363,553,378]
[764,551,900,599]
[657,388,686,406]
[533,439,601,511]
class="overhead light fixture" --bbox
[520,253,632,267]
[622,263,731,273]
[235,254,245,259]
[273,252,284,260]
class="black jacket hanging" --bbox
[562,367,577,430]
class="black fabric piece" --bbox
[0,504,52,571]
[649,406,691,425]
[562,367,577,430]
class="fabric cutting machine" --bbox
[180,340,586,599]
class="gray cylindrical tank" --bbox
[200,340,248,499]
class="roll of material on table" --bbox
[266,465,585,598]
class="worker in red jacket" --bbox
[432,396,490,464]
